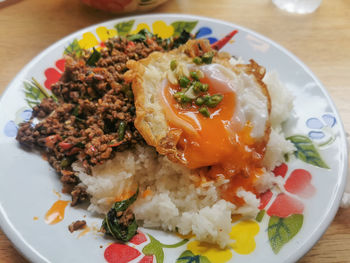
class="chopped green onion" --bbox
[174,91,184,102]
[179,76,190,88]
[199,106,210,117]
[203,95,211,101]
[192,81,202,93]
[206,94,224,108]
[170,60,178,71]
[200,83,209,92]
[174,92,191,104]
[190,71,200,81]
[196,70,204,79]
[193,57,202,65]
[195,97,206,106]
[202,51,214,64]
[180,94,192,104]
[118,121,127,141]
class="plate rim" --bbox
[0,13,348,263]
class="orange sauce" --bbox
[44,200,70,225]
[77,226,90,238]
[114,189,136,202]
[161,72,266,206]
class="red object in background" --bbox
[0,0,22,9]
[81,0,132,12]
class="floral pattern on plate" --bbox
[0,16,344,263]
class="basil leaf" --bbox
[127,29,153,42]
[287,135,329,168]
[127,33,147,42]
[113,188,138,211]
[173,30,192,48]
[101,188,139,242]
[86,48,101,67]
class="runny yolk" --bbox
[161,73,267,206]
[44,200,70,225]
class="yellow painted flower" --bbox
[130,23,151,35]
[229,220,260,255]
[184,220,260,262]
[152,21,174,38]
[78,26,117,49]
[78,20,175,51]
[131,20,174,39]
[187,241,233,263]
[96,26,117,42]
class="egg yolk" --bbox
[161,71,267,206]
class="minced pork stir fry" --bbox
[16,30,193,206]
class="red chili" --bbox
[45,135,61,149]
[61,170,74,176]
[211,30,238,51]
[58,142,73,150]
[126,41,135,49]
[89,145,97,152]
[146,38,154,45]
[108,140,124,148]
[67,147,81,156]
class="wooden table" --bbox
[0,0,349,262]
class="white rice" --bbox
[72,70,294,248]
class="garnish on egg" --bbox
[125,38,271,207]
[170,60,224,117]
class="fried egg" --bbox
[125,39,271,205]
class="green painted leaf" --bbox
[268,214,303,254]
[162,238,188,248]
[176,250,211,263]
[23,79,49,108]
[287,135,329,168]
[143,234,188,263]
[171,21,198,37]
[143,234,165,263]
[115,20,135,37]
[64,39,83,57]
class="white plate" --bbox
[0,14,347,263]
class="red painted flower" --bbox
[81,0,132,12]
[44,59,65,90]
[259,163,316,218]
[104,231,153,263]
